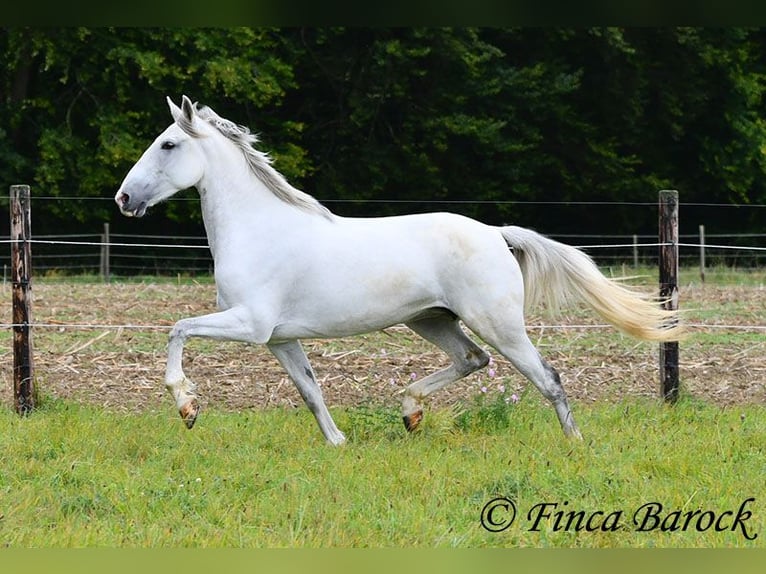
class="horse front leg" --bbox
[267,340,347,446]
[165,322,201,429]
[165,307,268,429]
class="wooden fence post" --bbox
[10,185,36,415]
[632,234,639,268]
[698,224,706,283]
[658,190,680,403]
[100,222,111,283]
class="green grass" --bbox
[1,396,763,548]
[1,268,762,548]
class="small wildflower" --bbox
[488,368,497,378]
[510,393,519,403]
[410,372,417,381]
[389,378,397,386]
[480,386,488,394]
[498,384,505,394]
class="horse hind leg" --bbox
[401,315,490,432]
[481,329,582,439]
[523,351,582,439]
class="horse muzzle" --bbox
[115,190,148,218]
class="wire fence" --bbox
[1,237,764,334]
[1,320,764,332]
[0,195,763,275]
[2,230,763,279]
[1,195,764,335]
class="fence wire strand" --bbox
[1,238,765,252]
[1,322,763,332]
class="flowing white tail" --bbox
[501,225,683,342]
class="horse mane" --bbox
[188,103,333,220]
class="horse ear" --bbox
[167,97,183,122]
[181,95,196,122]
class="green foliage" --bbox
[1,28,765,243]
[454,387,523,433]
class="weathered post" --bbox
[632,234,639,268]
[658,190,679,403]
[101,222,111,283]
[699,224,706,284]
[10,185,35,415]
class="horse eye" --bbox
[161,141,176,150]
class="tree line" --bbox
[1,27,765,245]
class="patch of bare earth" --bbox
[1,281,764,415]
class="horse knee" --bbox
[168,318,192,343]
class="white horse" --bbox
[115,95,682,444]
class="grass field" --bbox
[1,395,764,547]
[0,267,764,547]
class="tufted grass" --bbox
[0,394,763,548]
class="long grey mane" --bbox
[184,103,333,220]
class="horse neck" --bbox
[196,158,312,260]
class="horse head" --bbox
[115,95,205,217]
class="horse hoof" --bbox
[403,410,423,433]
[179,399,200,429]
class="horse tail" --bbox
[500,225,683,342]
